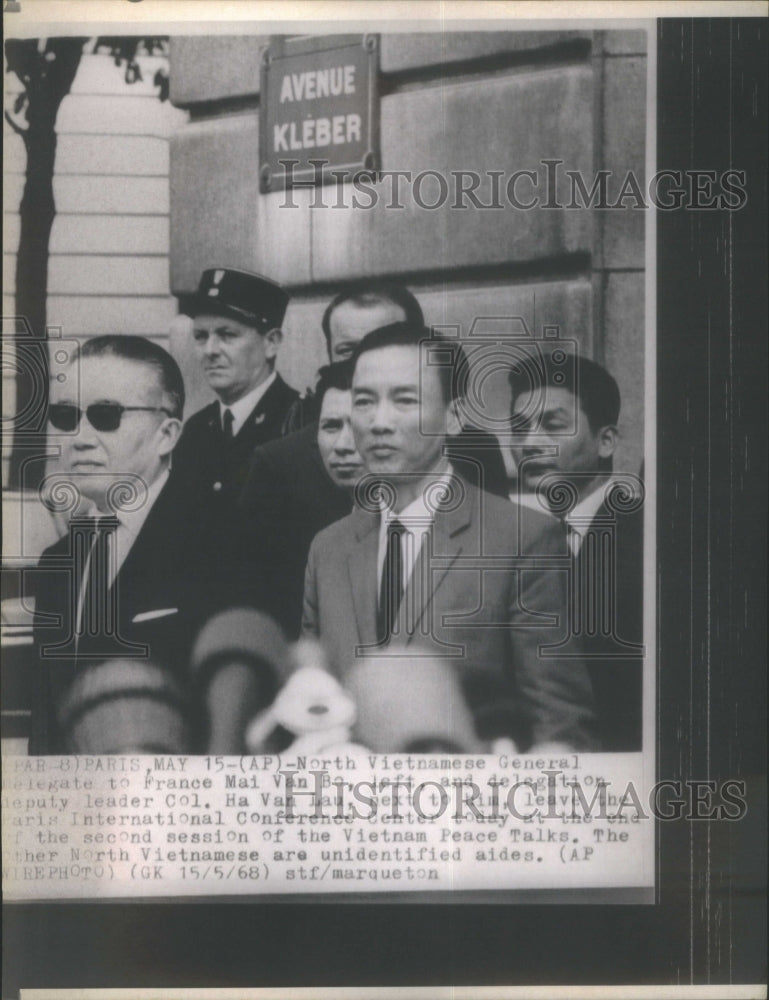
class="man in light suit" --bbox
[30,335,220,753]
[302,323,597,751]
[171,268,299,515]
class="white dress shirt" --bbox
[75,469,169,632]
[219,372,276,437]
[511,477,617,556]
[563,479,617,555]
[376,467,454,599]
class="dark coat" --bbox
[236,424,353,638]
[29,475,221,754]
[303,480,598,751]
[572,499,645,751]
[171,373,299,511]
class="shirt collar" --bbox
[116,468,169,541]
[219,371,277,434]
[379,465,454,530]
[511,477,616,527]
[510,491,550,515]
[565,478,616,535]
[80,468,168,537]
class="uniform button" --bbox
[213,482,223,493]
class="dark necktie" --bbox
[377,519,405,641]
[222,408,234,441]
[76,515,119,640]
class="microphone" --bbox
[57,658,191,754]
[345,651,482,753]
[190,607,291,754]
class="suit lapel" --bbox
[346,507,380,646]
[407,478,475,640]
[234,374,293,447]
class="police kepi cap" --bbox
[189,267,288,331]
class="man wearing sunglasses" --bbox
[30,335,219,753]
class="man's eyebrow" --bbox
[542,405,572,420]
[511,403,571,422]
[193,324,238,334]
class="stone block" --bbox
[380,30,591,73]
[602,56,648,269]
[603,270,645,477]
[169,114,312,293]
[170,36,264,107]
[602,29,648,55]
[310,67,593,282]
[279,295,335,396]
[419,278,593,433]
[47,295,179,337]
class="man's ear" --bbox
[446,397,463,437]
[263,327,283,360]
[157,416,183,458]
[597,424,618,458]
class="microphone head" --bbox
[190,607,291,689]
[345,651,481,753]
[57,658,190,754]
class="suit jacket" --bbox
[303,480,597,750]
[171,373,299,512]
[29,476,222,754]
[237,421,513,638]
[236,424,353,637]
[573,499,644,751]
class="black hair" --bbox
[76,335,185,419]
[351,322,469,405]
[315,359,355,409]
[508,351,620,432]
[321,283,424,356]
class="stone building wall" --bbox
[171,30,646,473]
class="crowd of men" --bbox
[30,268,644,756]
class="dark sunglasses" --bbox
[48,403,173,433]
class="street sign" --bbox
[259,34,380,193]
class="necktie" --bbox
[76,516,119,640]
[377,519,405,641]
[222,408,234,441]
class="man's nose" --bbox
[202,335,220,356]
[72,414,99,447]
[334,423,356,453]
[517,424,545,452]
[370,399,395,432]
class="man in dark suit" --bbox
[171,268,299,512]
[30,336,223,754]
[236,362,360,637]
[509,352,644,751]
[303,323,597,752]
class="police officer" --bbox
[172,267,299,511]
